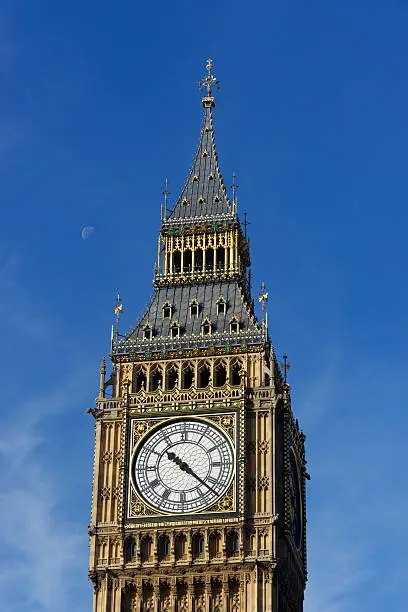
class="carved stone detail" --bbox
[258,476,269,491]
[258,440,269,453]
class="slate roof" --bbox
[113,73,265,357]
[165,102,234,224]
[114,280,264,355]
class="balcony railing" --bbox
[114,327,264,356]
[126,382,243,407]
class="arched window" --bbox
[216,246,225,270]
[143,324,153,340]
[173,251,181,273]
[140,535,153,563]
[204,249,212,272]
[125,538,137,563]
[231,362,241,387]
[184,250,192,273]
[190,298,199,317]
[131,541,137,558]
[214,362,227,387]
[162,302,172,319]
[195,249,203,271]
[133,367,147,392]
[197,363,210,388]
[182,364,194,389]
[230,317,239,333]
[192,533,205,559]
[170,323,180,338]
[150,366,162,391]
[166,366,178,390]
[158,535,170,561]
[217,297,226,315]
[175,533,187,560]
[202,318,212,336]
[226,531,239,557]
[209,532,222,559]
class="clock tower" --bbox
[88,60,308,611]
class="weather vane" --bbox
[281,353,291,383]
[198,58,220,97]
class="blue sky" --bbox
[0,1,407,610]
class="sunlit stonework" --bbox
[88,60,308,611]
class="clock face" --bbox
[289,448,302,549]
[132,418,234,514]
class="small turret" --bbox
[99,357,106,398]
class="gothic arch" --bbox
[149,363,163,391]
[175,532,187,561]
[197,360,211,388]
[132,366,147,393]
[140,535,153,563]
[165,362,179,390]
[181,362,194,389]
[214,359,227,387]
[209,531,222,559]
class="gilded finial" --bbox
[199,59,219,107]
[113,294,123,345]
[113,294,123,321]
[258,282,269,313]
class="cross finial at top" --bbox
[199,58,219,103]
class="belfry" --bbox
[88,60,308,611]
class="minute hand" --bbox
[186,466,218,496]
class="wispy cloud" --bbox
[303,355,408,611]
[0,377,92,611]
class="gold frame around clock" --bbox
[127,412,238,520]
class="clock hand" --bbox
[166,451,218,496]
[187,469,219,496]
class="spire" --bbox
[166,59,233,223]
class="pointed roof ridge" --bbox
[164,60,236,225]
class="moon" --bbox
[81,225,95,240]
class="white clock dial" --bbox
[133,418,234,514]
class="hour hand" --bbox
[166,451,190,473]
[166,452,217,495]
